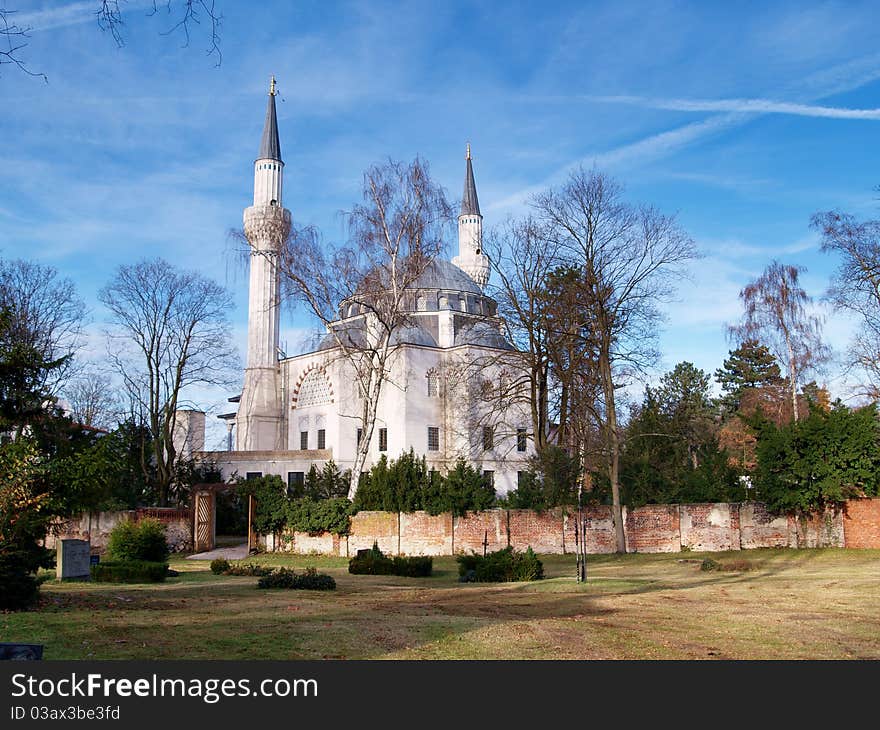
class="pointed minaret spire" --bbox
[460,143,481,217]
[452,143,489,288]
[258,75,282,162]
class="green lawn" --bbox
[3,548,879,659]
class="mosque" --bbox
[191,79,533,496]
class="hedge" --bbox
[90,560,168,583]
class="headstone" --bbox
[56,539,91,580]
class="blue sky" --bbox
[3,0,880,445]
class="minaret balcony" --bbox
[244,204,292,246]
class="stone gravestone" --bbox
[56,538,91,580]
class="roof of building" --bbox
[460,149,481,217]
[454,319,514,350]
[412,258,483,294]
[258,84,282,162]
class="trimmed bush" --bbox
[210,558,230,575]
[348,542,433,577]
[392,556,433,577]
[91,560,168,583]
[456,546,543,582]
[106,518,170,563]
[257,567,336,590]
[225,562,273,577]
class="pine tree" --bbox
[715,339,782,415]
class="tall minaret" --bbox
[237,76,291,451]
[452,143,490,288]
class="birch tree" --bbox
[99,258,237,505]
[729,261,828,423]
[272,158,452,500]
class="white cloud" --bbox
[588,94,880,121]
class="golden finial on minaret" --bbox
[466,141,471,160]
[269,75,276,96]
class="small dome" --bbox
[454,320,513,350]
[317,325,367,351]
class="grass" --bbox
[2,548,879,659]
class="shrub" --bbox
[348,542,433,577]
[106,518,170,563]
[392,555,433,577]
[225,562,273,577]
[257,567,336,590]
[210,558,230,575]
[456,546,543,582]
[286,497,352,535]
[700,558,720,572]
[91,560,168,583]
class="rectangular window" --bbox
[517,471,527,488]
[379,428,388,452]
[317,429,326,450]
[427,373,439,397]
[517,428,527,452]
[245,471,262,480]
[300,431,308,450]
[482,425,494,451]
[287,471,305,496]
[483,470,495,490]
[427,426,439,451]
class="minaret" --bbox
[452,143,490,288]
[237,76,291,451]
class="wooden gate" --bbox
[193,491,215,552]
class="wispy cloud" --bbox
[588,94,880,120]
[15,0,154,32]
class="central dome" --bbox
[410,259,483,295]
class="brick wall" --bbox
[679,503,741,552]
[739,501,789,549]
[624,505,680,553]
[508,509,565,553]
[843,498,880,548]
[562,506,618,554]
[787,509,844,548]
[348,511,399,555]
[399,511,453,556]
[453,510,508,554]
[44,508,193,553]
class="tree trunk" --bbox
[599,346,626,553]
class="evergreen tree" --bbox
[715,339,782,414]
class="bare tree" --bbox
[99,257,237,505]
[0,257,85,397]
[1,1,222,81]
[532,168,699,553]
[483,217,559,452]
[63,371,118,429]
[269,158,452,499]
[729,260,828,423]
[812,210,880,400]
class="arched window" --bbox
[295,369,332,408]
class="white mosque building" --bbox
[193,79,533,496]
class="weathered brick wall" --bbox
[680,503,741,552]
[453,510,507,554]
[348,511,399,555]
[624,505,680,553]
[739,501,789,549]
[562,506,618,554]
[787,509,844,548]
[399,511,453,555]
[44,509,192,553]
[283,531,344,556]
[843,498,880,548]
[508,509,565,553]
